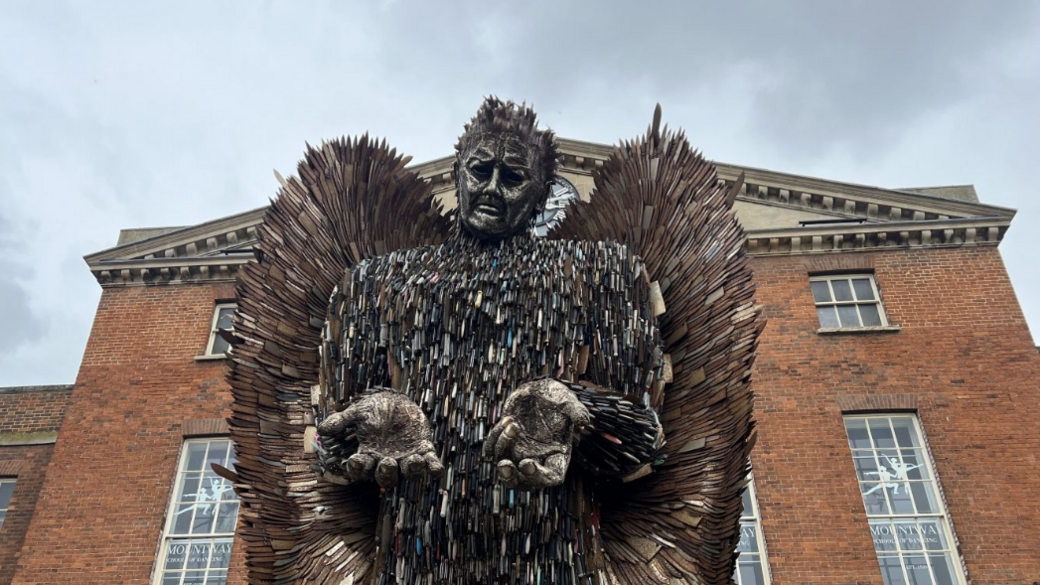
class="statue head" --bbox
[454,97,560,241]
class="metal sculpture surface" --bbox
[227,98,760,585]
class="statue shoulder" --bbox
[347,244,444,275]
[575,240,647,272]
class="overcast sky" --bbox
[2,1,1038,387]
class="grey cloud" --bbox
[0,212,44,353]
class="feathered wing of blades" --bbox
[226,135,452,584]
[549,108,762,585]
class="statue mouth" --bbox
[471,196,505,218]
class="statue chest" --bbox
[339,242,594,400]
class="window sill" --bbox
[817,325,901,335]
[194,353,228,362]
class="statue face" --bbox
[458,133,547,241]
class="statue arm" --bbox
[316,284,443,488]
[485,249,666,488]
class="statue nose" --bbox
[486,167,505,195]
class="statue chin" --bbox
[461,212,524,242]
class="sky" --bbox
[1,1,1038,387]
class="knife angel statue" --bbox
[226,97,761,585]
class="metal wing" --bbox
[550,108,762,584]
[226,136,452,584]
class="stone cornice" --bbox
[746,216,1010,256]
[91,254,252,286]
[85,206,266,264]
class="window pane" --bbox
[216,307,235,330]
[910,482,939,514]
[207,574,228,585]
[894,520,923,551]
[0,510,6,531]
[853,278,876,300]
[173,503,195,534]
[928,554,956,585]
[817,306,839,328]
[860,303,883,327]
[165,540,188,570]
[737,521,760,552]
[899,450,929,480]
[185,442,208,471]
[0,482,14,508]
[854,453,880,481]
[183,571,205,585]
[737,560,766,585]
[216,502,239,533]
[811,281,832,302]
[186,541,211,569]
[861,483,891,514]
[178,475,201,503]
[209,539,234,569]
[210,335,231,356]
[161,574,181,585]
[206,442,230,469]
[918,519,947,551]
[869,420,896,449]
[870,520,897,552]
[837,305,862,327]
[740,487,753,518]
[879,555,907,585]
[832,279,853,302]
[904,555,932,585]
[846,419,872,449]
[889,484,915,514]
[192,507,216,534]
[891,418,921,448]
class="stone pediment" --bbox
[85,137,1015,286]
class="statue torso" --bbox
[325,237,658,585]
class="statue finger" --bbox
[496,460,520,489]
[400,453,426,480]
[482,416,514,460]
[562,401,591,431]
[424,452,445,478]
[346,453,376,483]
[317,411,348,435]
[518,453,567,489]
[375,456,399,488]
[494,420,520,460]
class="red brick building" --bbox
[2,139,1037,585]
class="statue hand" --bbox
[483,379,591,490]
[318,390,443,488]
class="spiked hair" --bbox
[454,97,560,186]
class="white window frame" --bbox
[734,474,771,585]
[844,414,966,585]
[0,478,15,534]
[203,303,236,357]
[810,273,890,330]
[152,438,238,585]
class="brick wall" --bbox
[0,386,71,435]
[10,282,245,585]
[749,246,1040,585]
[0,386,71,585]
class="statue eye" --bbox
[471,163,494,180]
[501,169,525,187]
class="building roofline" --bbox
[82,137,1018,286]
[0,384,74,395]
